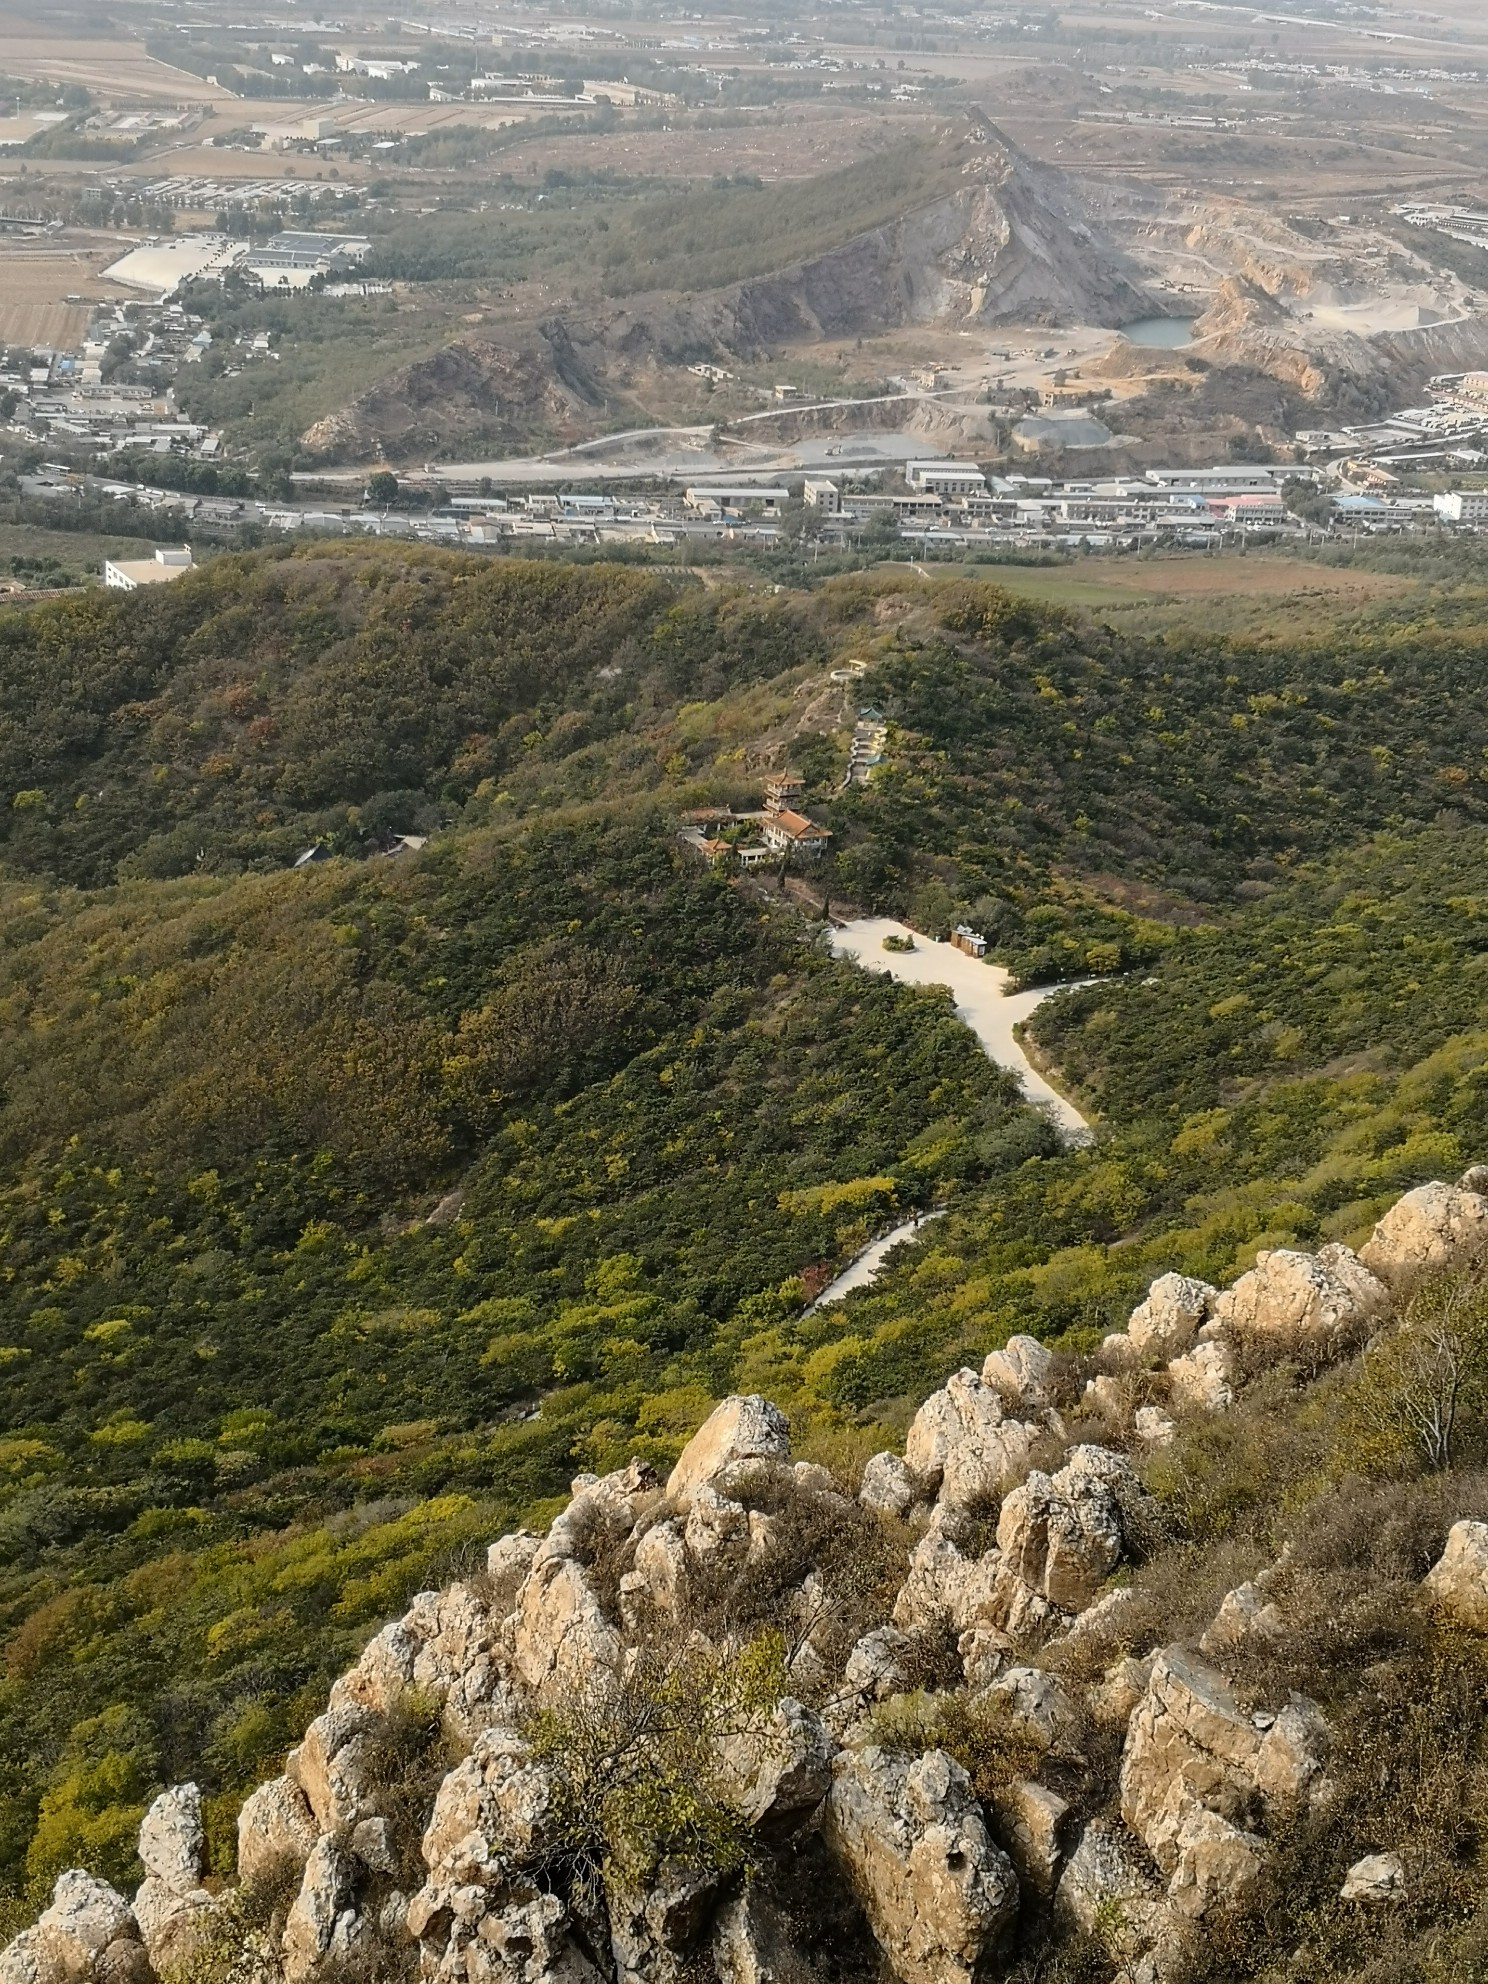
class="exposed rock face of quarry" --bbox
[7,1175,1488,1984]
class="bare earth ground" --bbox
[0,18,231,101]
[0,243,119,347]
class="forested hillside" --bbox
[3,551,1488,1939]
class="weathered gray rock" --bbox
[134,1786,214,1968]
[1166,1805,1264,1920]
[30,1876,134,1984]
[622,1517,689,1630]
[608,1860,718,1984]
[981,1667,1080,1752]
[351,1815,396,1875]
[685,1481,752,1568]
[904,1371,1037,1510]
[859,1451,916,1519]
[711,1889,817,1984]
[715,1698,834,1827]
[420,1726,562,1881]
[93,1946,151,1984]
[667,1397,791,1506]
[1199,1582,1283,1658]
[1341,1852,1406,1903]
[131,1878,214,1975]
[1119,1648,1261,1877]
[844,1627,916,1703]
[990,1780,1069,1895]
[1134,1406,1176,1448]
[487,1528,542,1588]
[1055,1820,1169,1959]
[1252,1699,1331,1811]
[1210,1246,1387,1351]
[0,1929,50,1984]
[824,1747,1018,1984]
[995,1447,1135,1613]
[512,1551,624,1696]
[1167,1338,1236,1414]
[236,1773,319,1888]
[286,1702,377,1830]
[1360,1181,1488,1285]
[1128,1275,1216,1362]
[282,1835,353,1983]
[1041,1583,1143,1665]
[982,1335,1053,1412]
[138,1782,205,1892]
[958,1625,1013,1690]
[329,1616,420,1718]
[1424,1520,1488,1631]
[892,1515,1008,1637]
[410,1883,601,1984]
[1091,1653,1155,1729]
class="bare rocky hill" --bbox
[10,1175,1488,1984]
[299,128,1158,464]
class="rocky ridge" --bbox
[7,1176,1488,1984]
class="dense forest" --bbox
[2,548,1488,1930]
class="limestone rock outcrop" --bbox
[824,1748,1018,1984]
[667,1395,790,1505]
[1360,1181,1488,1285]
[9,1175,1483,1984]
[1424,1519,1488,1630]
[132,1785,214,1972]
[1340,1852,1406,1903]
[1209,1245,1387,1352]
[904,1369,1037,1511]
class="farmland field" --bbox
[0,246,116,346]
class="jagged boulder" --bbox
[1167,1338,1235,1413]
[995,1447,1135,1612]
[237,1773,319,1888]
[1360,1181,1488,1285]
[1252,1699,1332,1811]
[1120,1648,1262,1877]
[715,1699,834,1828]
[711,1888,818,1983]
[24,1876,136,1984]
[608,1861,719,1984]
[1210,1245,1388,1351]
[1166,1805,1264,1920]
[512,1551,624,1696]
[981,1335,1053,1412]
[824,1748,1018,1984]
[990,1779,1068,1896]
[667,1397,791,1506]
[283,1835,358,1983]
[1134,1405,1176,1447]
[420,1726,563,1881]
[1055,1819,1170,1960]
[133,1784,214,1972]
[980,1667,1080,1753]
[893,1510,1009,1637]
[1341,1852,1406,1903]
[622,1517,689,1629]
[1199,1582,1283,1659]
[859,1451,916,1519]
[1423,1520,1488,1631]
[904,1370,1037,1510]
[1127,1275,1216,1362]
[287,1703,380,1831]
[408,1882,601,1984]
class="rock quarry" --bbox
[5,1175,1488,1984]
